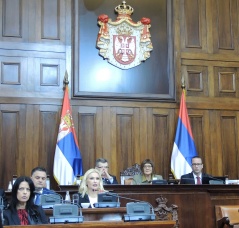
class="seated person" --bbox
[180,156,211,184]
[3,176,48,225]
[95,158,118,184]
[132,159,163,184]
[78,168,105,208]
[31,167,55,205]
[0,188,8,209]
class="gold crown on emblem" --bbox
[116,25,133,35]
[156,195,168,204]
[115,1,134,15]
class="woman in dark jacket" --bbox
[78,168,105,208]
[3,176,48,225]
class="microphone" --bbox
[205,176,225,184]
[0,197,4,225]
[33,191,64,208]
[105,192,156,221]
[180,176,225,184]
[0,209,3,226]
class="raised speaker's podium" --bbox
[49,204,83,224]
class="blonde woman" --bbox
[78,168,105,208]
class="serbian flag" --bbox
[53,85,83,185]
[171,90,198,179]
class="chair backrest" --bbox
[215,205,239,227]
[120,163,141,185]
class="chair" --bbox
[120,163,141,185]
[215,205,239,228]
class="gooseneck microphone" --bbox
[206,176,226,184]
[105,192,156,221]
[0,197,4,225]
[36,192,84,224]
[33,191,64,208]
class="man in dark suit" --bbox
[180,156,211,184]
[31,167,55,205]
[95,158,118,184]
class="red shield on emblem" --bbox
[113,35,136,65]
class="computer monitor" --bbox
[94,193,120,208]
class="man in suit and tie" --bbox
[95,158,118,185]
[180,156,211,184]
[31,167,55,205]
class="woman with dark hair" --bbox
[132,159,163,184]
[3,176,48,225]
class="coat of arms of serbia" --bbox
[96,1,153,70]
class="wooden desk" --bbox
[4,220,176,228]
[6,185,239,228]
[45,208,127,222]
[59,184,239,228]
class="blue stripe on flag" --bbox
[57,132,82,176]
[174,118,197,166]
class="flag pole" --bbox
[63,71,69,89]
[170,78,198,179]
[53,70,83,185]
[181,76,186,97]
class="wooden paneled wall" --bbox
[0,0,239,190]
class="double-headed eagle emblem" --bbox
[96,1,153,70]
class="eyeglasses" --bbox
[97,166,109,169]
[144,165,153,168]
[18,187,30,192]
[192,163,202,166]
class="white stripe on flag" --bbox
[53,145,75,185]
[171,143,192,179]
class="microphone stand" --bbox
[0,197,4,225]
[33,191,63,208]
[106,192,156,221]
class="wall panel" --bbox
[150,108,175,179]
[2,0,22,37]
[116,108,135,179]
[77,107,99,174]
[39,110,59,183]
[0,0,239,190]
[220,112,239,178]
[0,104,26,189]
[212,0,238,53]
[41,0,60,40]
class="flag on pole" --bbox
[53,85,83,185]
[171,90,198,179]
